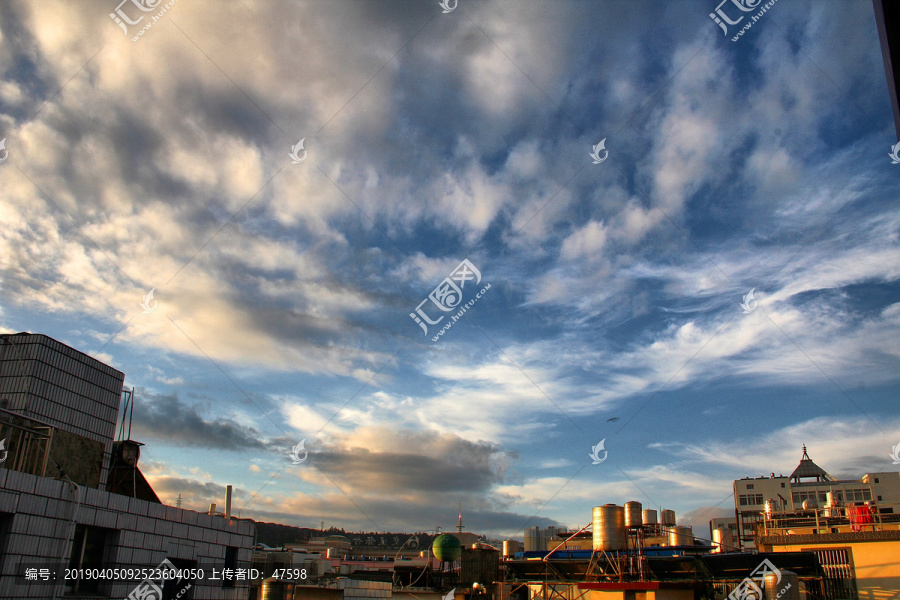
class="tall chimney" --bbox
[208,503,216,516]
[225,485,233,518]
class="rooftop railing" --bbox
[757,502,900,536]
[0,406,53,477]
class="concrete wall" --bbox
[582,589,693,600]
[46,427,105,488]
[866,472,900,504]
[770,540,900,600]
[0,466,254,599]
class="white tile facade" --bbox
[0,334,257,599]
[0,334,125,488]
[0,466,255,599]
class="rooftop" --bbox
[790,444,836,483]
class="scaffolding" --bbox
[0,406,54,477]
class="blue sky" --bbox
[1,0,899,540]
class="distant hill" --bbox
[251,523,462,551]
[253,521,320,547]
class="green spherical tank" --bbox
[432,534,462,562]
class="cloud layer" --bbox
[1,0,898,535]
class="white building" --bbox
[707,516,737,540]
[0,333,255,599]
[523,525,568,552]
[732,445,900,549]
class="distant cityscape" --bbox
[2,332,900,599]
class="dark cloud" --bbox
[238,500,562,537]
[678,505,735,542]
[151,477,228,503]
[316,448,497,494]
[311,430,508,496]
[131,390,271,451]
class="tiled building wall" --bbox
[337,578,392,600]
[0,333,125,488]
[0,467,254,599]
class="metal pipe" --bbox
[543,522,591,562]
[225,485,233,518]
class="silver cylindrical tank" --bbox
[660,509,676,526]
[712,527,734,553]
[260,577,288,600]
[624,501,643,528]
[823,492,839,516]
[642,509,658,525]
[765,569,800,600]
[592,504,626,551]
[502,540,521,557]
[667,526,693,546]
[802,499,817,510]
[764,499,777,518]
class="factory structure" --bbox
[732,445,900,550]
[252,497,900,600]
[2,331,899,600]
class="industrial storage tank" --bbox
[432,534,462,562]
[764,499,777,518]
[712,527,734,553]
[641,509,658,525]
[667,526,693,546]
[592,504,626,551]
[502,540,521,557]
[764,569,800,600]
[260,577,290,600]
[624,501,643,528]
[802,499,817,510]
[660,509,676,526]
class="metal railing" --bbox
[0,406,53,477]
[757,502,900,536]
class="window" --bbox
[852,489,872,502]
[875,478,879,484]
[747,484,754,490]
[67,524,112,594]
[792,490,817,504]
[163,557,196,600]
[739,494,763,506]
[781,483,785,488]
[0,513,12,560]
[223,546,238,589]
[807,547,857,600]
[878,496,883,501]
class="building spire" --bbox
[457,500,464,534]
[791,444,834,483]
